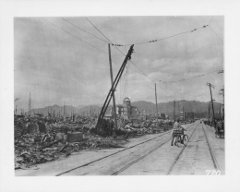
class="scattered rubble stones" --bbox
[14,114,173,169]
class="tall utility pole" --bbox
[207,82,216,127]
[173,100,176,121]
[108,43,118,134]
[219,88,224,104]
[208,101,211,119]
[219,88,224,119]
[96,45,134,131]
[154,83,159,119]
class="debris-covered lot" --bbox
[14,114,173,169]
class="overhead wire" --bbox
[85,17,209,49]
[159,68,222,84]
[208,25,223,41]
[85,17,214,86]
[86,17,155,85]
[61,17,109,43]
[85,17,155,85]
[207,25,224,68]
[85,17,222,102]
[40,18,108,54]
[86,17,112,43]
[110,25,209,47]
[37,18,112,104]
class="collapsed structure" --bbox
[117,97,140,120]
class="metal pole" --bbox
[173,100,176,121]
[207,83,216,127]
[154,83,159,119]
[108,43,118,135]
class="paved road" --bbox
[15,120,224,176]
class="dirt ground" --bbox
[15,121,224,176]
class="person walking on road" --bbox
[171,119,185,146]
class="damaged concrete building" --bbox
[116,97,140,120]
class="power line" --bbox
[85,17,218,86]
[61,17,109,43]
[159,68,222,84]
[111,25,209,47]
[127,60,155,83]
[86,17,209,49]
[85,17,216,86]
[85,17,126,56]
[85,17,154,94]
[40,18,107,54]
[86,17,155,84]
[208,24,223,41]
[86,17,112,43]
[85,18,222,95]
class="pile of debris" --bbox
[14,115,124,169]
[15,131,125,169]
[119,119,173,136]
[91,118,173,137]
[14,114,173,169]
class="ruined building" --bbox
[116,97,140,120]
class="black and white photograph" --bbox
[14,16,224,176]
[1,0,240,191]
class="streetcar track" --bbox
[112,137,171,175]
[112,124,195,175]
[201,124,222,172]
[57,124,195,176]
[84,125,194,175]
[56,129,173,176]
[167,124,198,175]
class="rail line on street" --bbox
[56,128,174,176]
[112,123,197,175]
[57,123,195,176]
[111,136,172,175]
[167,123,198,175]
[202,123,222,173]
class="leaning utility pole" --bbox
[108,43,118,134]
[96,45,134,131]
[207,82,216,127]
[154,83,159,119]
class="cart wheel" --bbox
[183,135,189,145]
[174,137,178,146]
[73,143,80,152]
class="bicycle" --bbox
[173,131,189,147]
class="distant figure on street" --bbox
[171,119,185,146]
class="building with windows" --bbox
[116,97,140,120]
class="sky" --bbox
[14,16,224,110]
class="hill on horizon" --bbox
[132,100,222,118]
[29,99,222,117]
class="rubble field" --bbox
[14,114,173,169]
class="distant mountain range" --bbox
[30,100,222,118]
[132,100,222,118]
